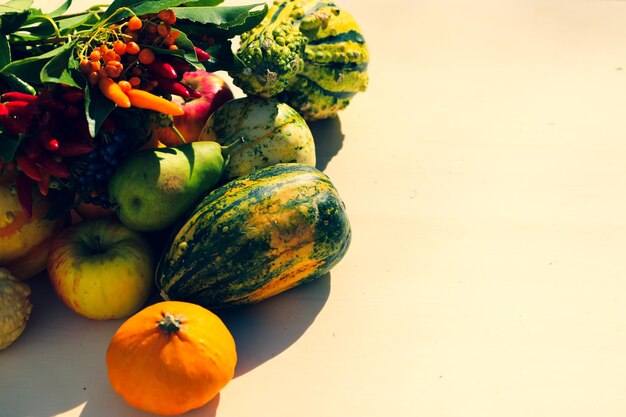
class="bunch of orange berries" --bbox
[76,9,208,112]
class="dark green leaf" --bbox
[0,35,10,68]
[1,42,71,85]
[175,29,197,61]
[172,4,266,28]
[0,133,22,162]
[85,84,115,138]
[1,58,43,85]
[101,0,193,21]
[0,10,30,34]
[0,0,33,13]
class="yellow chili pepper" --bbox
[126,88,184,116]
[98,76,131,108]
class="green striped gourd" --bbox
[282,0,369,120]
[156,163,351,309]
[232,0,369,121]
[198,96,316,181]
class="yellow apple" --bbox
[47,217,155,320]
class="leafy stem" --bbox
[52,4,108,21]
[93,6,136,30]
[10,35,78,47]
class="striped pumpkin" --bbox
[156,163,351,309]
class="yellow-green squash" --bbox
[199,96,316,181]
[156,163,350,309]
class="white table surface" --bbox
[4,0,626,416]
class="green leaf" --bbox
[0,0,33,13]
[0,35,10,68]
[48,0,72,17]
[41,42,83,88]
[0,133,21,162]
[172,4,267,29]
[55,11,100,34]
[21,14,60,37]
[182,0,224,6]
[1,42,71,85]
[101,0,192,21]
[85,84,115,138]
[0,9,30,34]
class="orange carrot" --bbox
[126,88,184,116]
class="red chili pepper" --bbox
[147,59,178,79]
[38,97,65,110]
[0,103,8,120]
[166,56,191,74]
[5,101,38,117]
[1,91,38,102]
[194,46,211,62]
[16,155,42,181]
[15,172,33,218]
[188,88,202,99]
[154,75,192,99]
[3,116,31,135]
[40,110,59,132]
[60,88,84,104]
[42,137,60,151]
[22,138,42,160]
[53,141,95,157]
[75,119,94,141]
[35,153,70,178]
[37,171,51,196]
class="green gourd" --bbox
[156,163,351,309]
[232,0,369,121]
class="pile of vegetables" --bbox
[0,0,368,415]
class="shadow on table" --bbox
[219,273,332,377]
[2,273,330,417]
[309,116,345,171]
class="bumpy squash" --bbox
[0,181,70,280]
[232,0,369,121]
[0,268,32,350]
[199,96,316,180]
[156,163,351,309]
[281,0,370,120]
[106,301,237,416]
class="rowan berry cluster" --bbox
[76,9,211,108]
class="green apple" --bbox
[47,217,155,320]
[108,141,227,232]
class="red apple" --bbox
[47,217,155,320]
[151,71,234,146]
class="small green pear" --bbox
[108,141,226,232]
